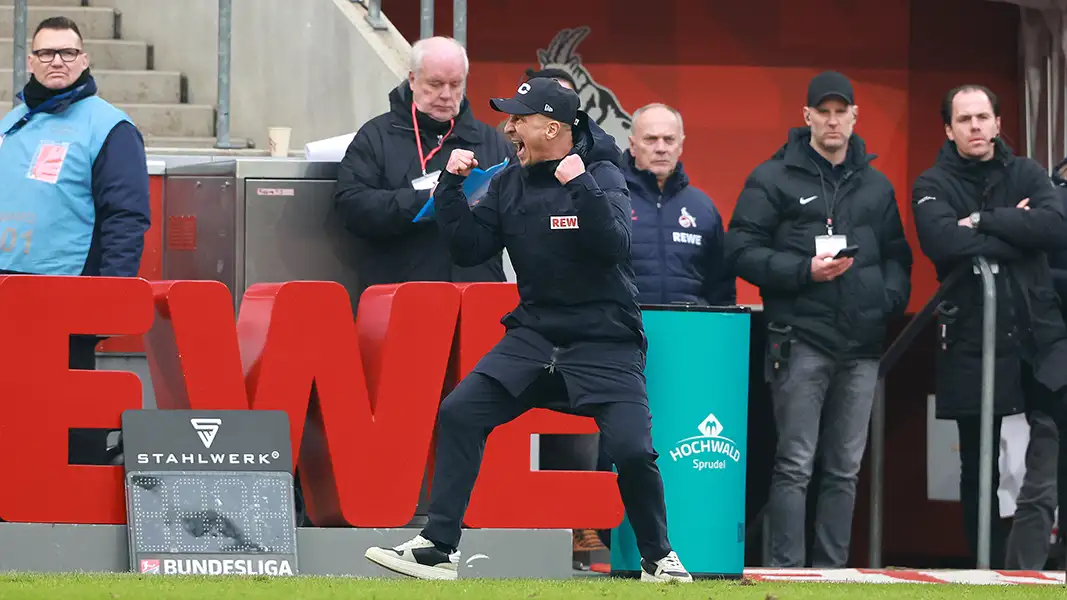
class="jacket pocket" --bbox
[764,321,794,384]
[936,301,960,351]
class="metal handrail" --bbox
[355,0,465,44]
[11,0,28,105]
[975,256,997,569]
[868,259,998,568]
[867,263,967,568]
[215,0,235,149]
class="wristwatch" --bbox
[969,211,981,227]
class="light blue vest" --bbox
[0,96,130,274]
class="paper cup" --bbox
[268,127,292,157]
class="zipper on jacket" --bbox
[829,170,855,234]
[830,170,856,332]
[656,196,667,303]
[545,346,560,373]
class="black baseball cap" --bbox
[807,71,855,107]
[490,77,580,126]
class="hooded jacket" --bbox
[913,138,1067,418]
[724,127,913,360]
[334,81,514,298]
[434,113,643,346]
[622,151,735,306]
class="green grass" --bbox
[0,574,1062,600]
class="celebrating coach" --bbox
[362,77,693,584]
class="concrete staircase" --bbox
[0,0,235,148]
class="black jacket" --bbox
[334,81,514,297]
[724,127,913,360]
[1049,166,1067,305]
[913,139,1067,419]
[435,114,644,347]
[622,152,736,306]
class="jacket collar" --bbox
[386,81,483,144]
[778,127,874,176]
[622,150,689,198]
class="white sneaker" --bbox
[364,534,459,580]
[640,551,693,583]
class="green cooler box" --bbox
[610,304,751,579]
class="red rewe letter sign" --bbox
[0,276,153,524]
[144,281,461,527]
[456,283,625,530]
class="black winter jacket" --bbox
[724,128,913,360]
[435,114,644,347]
[623,152,736,306]
[334,81,514,298]
[913,139,1067,419]
[1048,165,1067,305]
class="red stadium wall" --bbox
[391,0,1022,566]
[390,0,1021,316]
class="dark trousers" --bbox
[1005,408,1064,569]
[68,335,109,465]
[1005,362,1067,569]
[955,415,1007,569]
[421,370,672,562]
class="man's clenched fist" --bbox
[555,154,586,184]
[446,149,478,176]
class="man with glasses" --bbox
[0,17,150,464]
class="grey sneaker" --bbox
[640,551,693,583]
[364,534,459,580]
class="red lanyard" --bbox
[412,102,455,175]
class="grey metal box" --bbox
[162,158,361,311]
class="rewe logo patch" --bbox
[672,232,702,246]
[550,216,579,229]
[190,418,222,449]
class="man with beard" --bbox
[334,36,512,298]
[724,71,913,568]
[363,77,692,584]
[913,84,1067,568]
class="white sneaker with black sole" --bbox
[640,551,694,583]
[364,534,459,580]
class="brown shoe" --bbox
[573,528,607,551]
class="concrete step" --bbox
[0,100,215,137]
[144,135,253,150]
[0,68,180,103]
[0,6,117,40]
[0,38,148,70]
[120,103,214,137]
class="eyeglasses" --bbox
[31,48,82,63]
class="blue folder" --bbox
[413,158,510,223]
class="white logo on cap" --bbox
[544,104,553,112]
[517,83,531,95]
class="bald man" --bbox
[624,103,735,306]
[334,36,513,298]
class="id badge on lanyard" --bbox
[814,217,847,258]
[411,103,455,189]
